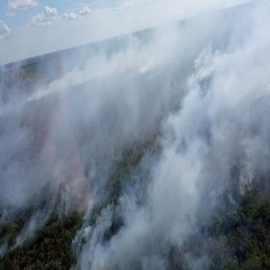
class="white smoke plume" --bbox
[74,1,270,269]
[0,0,269,269]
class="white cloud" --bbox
[8,0,38,11]
[62,6,92,21]
[0,20,14,40]
[44,6,57,18]
[78,7,92,16]
[31,6,57,27]
[62,12,78,21]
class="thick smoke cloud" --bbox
[0,5,218,243]
[0,0,269,269]
[74,1,270,269]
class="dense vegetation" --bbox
[1,146,270,269]
[182,181,270,270]
[0,211,82,270]
[208,187,270,270]
[0,140,155,270]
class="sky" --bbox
[0,0,254,65]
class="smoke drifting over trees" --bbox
[1,0,270,269]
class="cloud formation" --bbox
[78,7,92,16]
[8,0,38,11]
[62,12,78,21]
[31,6,57,27]
[0,20,13,40]
[62,6,92,21]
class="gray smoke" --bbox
[0,0,269,269]
[74,1,270,269]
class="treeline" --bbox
[2,148,270,269]
[0,211,82,270]
[0,138,157,270]
[209,187,270,269]
[183,180,270,270]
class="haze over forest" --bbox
[1,0,270,269]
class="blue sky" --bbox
[0,0,123,64]
[1,1,67,28]
[0,0,252,65]
[0,0,116,29]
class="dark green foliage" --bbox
[0,211,30,248]
[0,221,22,247]
[0,211,82,270]
[208,187,270,269]
[108,136,157,199]
[3,142,270,270]
[89,137,158,238]
[103,214,123,242]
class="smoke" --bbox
[0,0,269,269]
[74,1,270,269]
[0,2,217,243]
